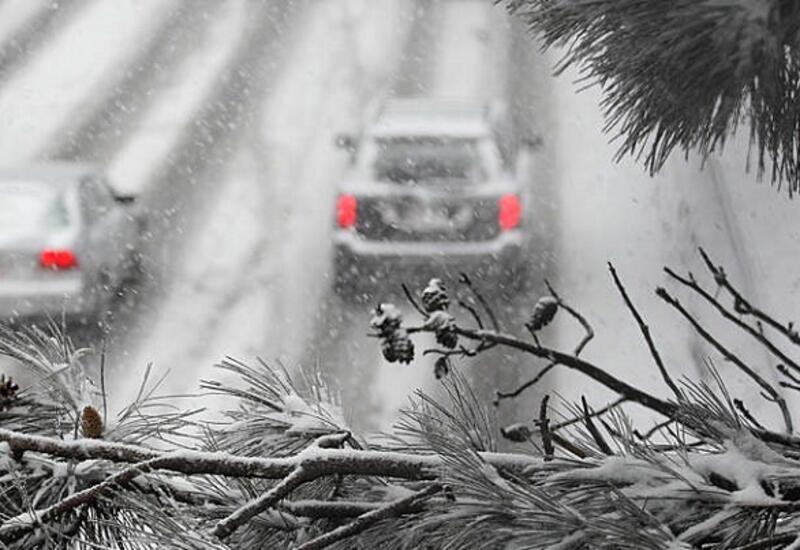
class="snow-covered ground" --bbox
[0,0,51,50]
[545,57,796,429]
[107,0,247,197]
[0,0,181,163]
[110,0,417,408]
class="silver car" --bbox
[332,98,538,297]
[0,164,143,324]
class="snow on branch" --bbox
[3,251,800,547]
[498,0,800,193]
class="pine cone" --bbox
[500,423,532,443]
[426,311,458,349]
[527,296,559,331]
[80,406,103,439]
[391,329,415,364]
[434,356,450,379]
[370,303,402,337]
[0,375,19,411]
[421,279,449,313]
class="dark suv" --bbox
[332,98,536,297]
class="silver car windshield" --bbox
[368,138,488,184]
[0,183,71,232]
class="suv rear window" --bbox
[370,138,486,183]
[0,182,71,232]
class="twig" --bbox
[496,283,594,405]
[401,283,427,317]
[100,340,107,428]
[296,484,442,550]
[734,399,767,431]
[495,364,555,403]
[699,247,800,347]
[453,326,676,418]
[537,395,554,461]
[609,263,681,400]
[581,396,613,455]
[778,364,800,386]
[545,280,594,356]
[549,432,588,459]
[458,299,484,330]
[0,456,165,544]
[665,266,800,377]
[283,499,425,519]
[634,418,675,442]
[780,381,800,393]
[656,287,794,434]
[214,466,311,539]
[459,273,499,331]
[551,397,627,431]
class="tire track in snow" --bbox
[115,0,419,406]
[44,0,215,163]
[0,0,184,164]
[105,0,306,402]
[293,0,442,431]
[0,0,86,84]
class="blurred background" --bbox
[0,0,796,432]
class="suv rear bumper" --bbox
[333,230,525,289]
[0,277,96,320]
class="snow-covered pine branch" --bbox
[498,0,800,194]
[2,251,800,547]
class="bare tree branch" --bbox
[609,263,681,400]
[295,484,442,550]
[665,265,800,377]
[699,247,800,348]
[496,282,594,404]
[656,287,793,434]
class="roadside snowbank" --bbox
[545,55,793,428]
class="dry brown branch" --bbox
[609,263,681,400]
[656,287,793,434]
[459,273,499,331]
[295,483,442,550]
[699,247,800,349]
[664,266,800,378]
[537,395,554,461]
[453,326,675,418]
[0,428,540,479]
[495,282,594,404]
[581,396,613,456]
[0,456,165,544]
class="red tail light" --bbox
[498,194,521,230]
[40,249,78,270]
[336,194,357,228]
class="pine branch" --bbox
[295,483,442,550]
[609,263,681,400]
[499,0,800,192]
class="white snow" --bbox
[107,0,248,196]
[0,0,181,163]
[112,0,416,409]
[0,0,52,50]
[541,50,796,428]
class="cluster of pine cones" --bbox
[422,279,458,349]
[371,304,414,364]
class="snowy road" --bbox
[0,0,794,435]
